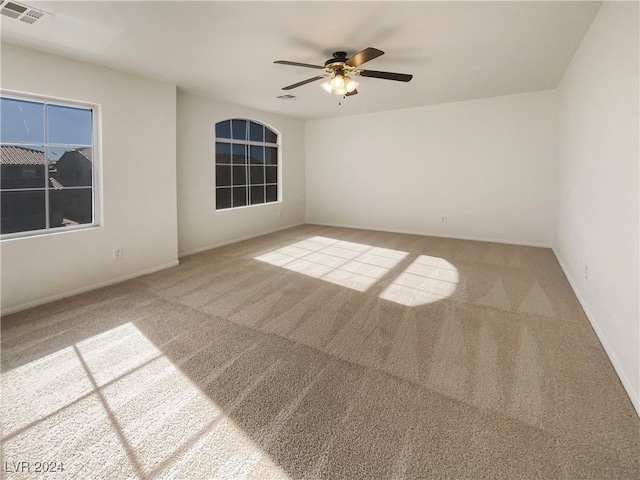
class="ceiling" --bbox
[1,1,602,120]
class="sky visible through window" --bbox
[1,97,92,158]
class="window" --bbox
[215,119,279,210]
[0,93,98,237]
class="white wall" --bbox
[555,2,639,413]
[1,43,178,314]
[305,90,556,246]
[177,90,305,256]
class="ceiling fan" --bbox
[274,47,413,97]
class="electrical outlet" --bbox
[113,247,123,260]
[585,265,589,283]
[441,216,447,223]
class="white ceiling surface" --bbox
[1,1,602,120]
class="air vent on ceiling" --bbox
[0,0,49,24]
[277,94,297,100]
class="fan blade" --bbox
[345,89,358,97]
[359,70,413,82]
[345,47,384,67]
[274,60,324,69]
[282,75,325,90]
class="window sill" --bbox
[1,223,102,242]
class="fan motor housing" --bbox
[325,51,348,66]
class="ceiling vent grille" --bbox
[277,94,297,100]
[0,0,49,24]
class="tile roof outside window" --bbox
[74,147,92,163]
[0,145,47,165]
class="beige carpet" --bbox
[2,225,638,479]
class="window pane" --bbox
[216,165,231,187]
[1,190,46,234]
[232,144,246,165]
[265,166,277,184]
[216,188,231,209]
[0,145,46,189]
[232,165,246,186]
[48,147,93,187]
[233,187,247,207]
[47,104,92,145]
[250,185,265,205]
[216,120,231,139]
[249,145,264,165]
[49,189,64,228]
[249,122,264,142]
[0,97,44,143]
[232,119,247,140]
[265,147,278,165]
[214,119,278,212]
[265,128,277,144]
[0,95,96,237]
[216,142,231,164]
[250,166,264,185]
[266,185,278,203]
[57,187,93,226]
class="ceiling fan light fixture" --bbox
[345,77,359,92]
[322,73,357,95]
[330,74,345,89]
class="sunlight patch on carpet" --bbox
[379,255,458,306]
[254,236,408,292]
[1,322,291,479]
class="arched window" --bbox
[215,119,279,210]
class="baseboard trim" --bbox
[1,260,180,316]
[305,221,552,248]
[552,248,640,418]
[178,222,306,258]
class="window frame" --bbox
[214,118,280,211]
[0,89,101,240]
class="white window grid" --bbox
[0,91,100,239]
[214,119,279,210]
